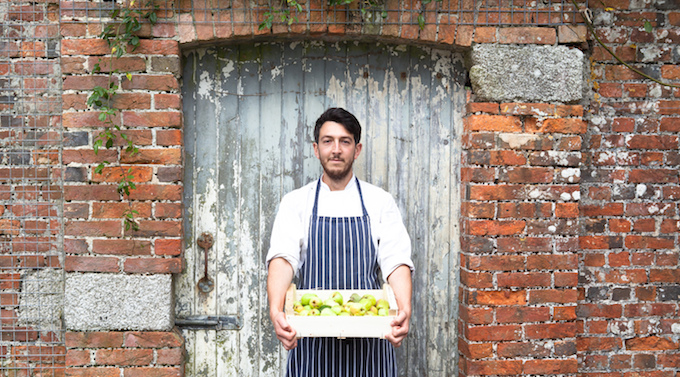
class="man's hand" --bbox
[271,311,298,350]
[385,310,409,347]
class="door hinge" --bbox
[175,315,242,330]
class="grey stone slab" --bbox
[469,44,584,103]
[65,272,172,331]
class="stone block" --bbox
[65,273,172,331]
[469,44,584,103]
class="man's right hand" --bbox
[272,311,297,350]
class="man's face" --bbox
[313,121,362,181]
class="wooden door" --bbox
[179,41,465,376]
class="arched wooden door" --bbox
[178,41,465,376]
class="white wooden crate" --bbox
[284,284,399,339]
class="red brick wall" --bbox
[46,0,680,376]
[578,2,680,376]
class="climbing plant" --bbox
[259,0,443,30]
[88,0,158,231]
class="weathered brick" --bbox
[123,331,183,348]
[91,239,152,256]
[65,256,119,273]
[95,349,153,366]
[466,324,522,341]
[626,336,679,351]
[498,27,556,44]
[465,115,522,132]
[496,306,550,323]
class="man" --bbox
[266,107,414,377]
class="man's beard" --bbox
[322,158,354,182]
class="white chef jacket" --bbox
[265,175,414,282]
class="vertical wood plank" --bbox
[237,43,262,375]
[345,41,368,180]
[258,42,285,376]
[301,42,325,183]
[406,45,431,377]
[427,48,454,375]
[365,43,390,191]
[215,45,242,376]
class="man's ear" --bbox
[313,143,320,159]
[354,143,362,160]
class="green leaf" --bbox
[106,138,113,148]
[94,163,104,174]
[417,14,425,30]
[98,112,107,122]
[644,20,652,33]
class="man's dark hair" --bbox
[314,107,361,144]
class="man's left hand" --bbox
[385,310,410,347]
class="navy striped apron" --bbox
[286,177,397,377]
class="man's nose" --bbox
[331,140,341,152]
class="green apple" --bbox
[339,311,351,316]
[369,306,378,315]
[362,294,376,307]
[300,293,318,306]
[365,310,376,316]
[377,308,388,316]
[349,293,362,303]
[349,303,366,316]
[320,307,336,316]
[293,301,304,313]
[309,308,320,316]
[331,305,343,315]
[376,299,390,310]
[331,291,343,305]
[298,309,310,316]
[309,296,322,309]
[359,298,373,311]
[323,298,339,307]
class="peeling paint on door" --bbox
[179,41,465,376]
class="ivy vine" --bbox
[88,0,158,231]
[259,0,443,31]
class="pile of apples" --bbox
[292,292,390,317]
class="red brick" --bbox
[474,27,497,43]
[154,239,182,256]
[529,289,578,304]
[63,111,121,128]
[466,324,522,341]
[469,290,526,306]
[467,255,525,272]
[65,221,121,237]
[524,359,578,374]
[460,270,494,289]
[468,220,525,236]
[459,341,493,359]
[599,83,623,98]
[554,305,577,320]
[120,149,181,165]
[121,75,179,91]
[123,258,181,273]
[460,305,493,325]
[609,252,631,267]
[497,272,551,288]
[156,348,183,365]
[91,166,154,183]
[497,341,550,358]
[576,337,623,352]
[88,57,147,73]
[626,135,678,150]
[65,256,119,273]
[529,118,587,134]
[496,306,550,323]
[528,254,578,270]
[127,185,182,201]
[156,130,182,146]
[659,101,680,115]
[498,202,551,219]
[125,220,181,237]
[466,102,499,114]
[91,202,152,219]
[461,167,495,182]
[660,117,680,132]
[92,240,152,256]
[154,203,181,219]
[556,203,579,218]
[624,303,677,317]
[61,39,109,56]
[625,236,675,250]
[465,360,522,376]
[465,115,521,132]
[134,40,180,55]
[124,331,183,348]
[155,94,181,110]
[66,349,90,366]
[64,185,120,201]
[499,167,553,183]
[626,336,679,351]
[582,203,625,217]
[95,349,153,366]
[122,111,181,128]
[63,75,118,91]
[526,322,577,339]
[123,367,181,377]
[469,185,524,200]
[497,237,551,253]
[64,367,119,377]
[498,27,556,44]
[604,269,648,284]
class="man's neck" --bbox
[322,172,353,191]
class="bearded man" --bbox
[266,107,414,377]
